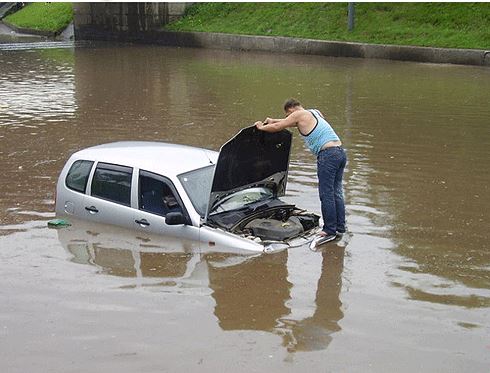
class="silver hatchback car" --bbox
[56,126,320,253]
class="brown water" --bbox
[1,42,489,372]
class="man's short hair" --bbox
[284,98,302,112]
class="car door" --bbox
[133,169,200,243]
[82,162,136,229]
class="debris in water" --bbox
[47,219,71,228]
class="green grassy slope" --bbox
[4,3,73,33]
[165,3,490,49]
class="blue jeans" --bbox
[317,147,347,235]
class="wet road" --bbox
[1,42,489,372]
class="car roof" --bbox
[73,141,218,176]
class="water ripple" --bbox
[0,41,75,51]
[0,48,76,126]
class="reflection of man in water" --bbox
[208,247,345,352]
[280,246,344,352]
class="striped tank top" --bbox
[302,109,340,156]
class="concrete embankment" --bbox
[77,28,490,67]
[152,31,490,67]
[0,20,73,42]
[0,20,46,42]
[2,18,55,37]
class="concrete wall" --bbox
[168,3,189,23]
[73,2,190,40]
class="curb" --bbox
[2,19,55,37]
[75,28,490,67]
[159,31,490,66]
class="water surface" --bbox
[1,43,489,372]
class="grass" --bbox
[4,3,73,34]
[165,3,490,50]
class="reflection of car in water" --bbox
[55,127,320,254]
[57,218,254,283]
[209,250,290,331]
[57,221,344,352]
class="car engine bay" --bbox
[207,202,319,242]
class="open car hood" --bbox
[206,126,292,219]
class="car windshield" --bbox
[178,165,215,217]
[211,187,274,214]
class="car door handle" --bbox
[85,206,99,214]
[135,218,150,227]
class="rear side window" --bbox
[91,163,132,206]
[66,160,94,193]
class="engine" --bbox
[236,208,319,241]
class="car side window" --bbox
[139,171,183,217]
[66,160,94,193]
[91,163,132,206]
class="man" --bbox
[254,98,347,244]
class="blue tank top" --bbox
[302,109,340,155]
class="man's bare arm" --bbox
[255,111,302,132]
[264,117,282,124]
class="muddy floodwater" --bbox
[1,42,489,372]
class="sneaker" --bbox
[316,233,337,245]
[309,232,337,250]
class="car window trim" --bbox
[96,162,133,174]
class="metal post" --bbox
[348,2,355,32]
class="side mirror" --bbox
[165,212,186,225]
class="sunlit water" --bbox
[1,42,489,372]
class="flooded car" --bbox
[55,126,320,253]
